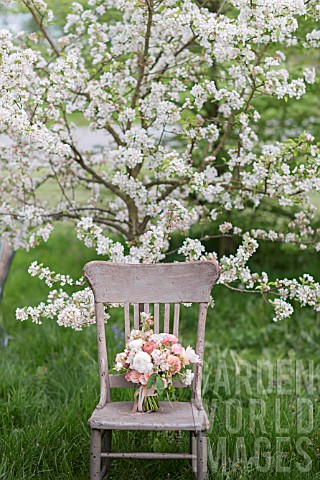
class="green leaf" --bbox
[156,376,165,396]
[147,373,156,389]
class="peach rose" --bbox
[143,340,157,354]
[125,370,141,384]
[167,354,181,373]
[162,334,178,345]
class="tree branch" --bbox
[23,1,61,57]
[128,0,153,130]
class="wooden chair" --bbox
[83,261,220,480]
[0,235,14,301]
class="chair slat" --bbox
[144,303,149,314]
[133,304,139,329]
[96,302,110,406]
[154,303,159,333]
[101,452,194,459]
[164,303,170,333]
[173,303,180,337]
[194,303,208,408]
[109,374,136,388]
[124,303,130,339]
[109,374,188,389]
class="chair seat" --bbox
[88,401,209,431]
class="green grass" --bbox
[0,225,320,479]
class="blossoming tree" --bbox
[1,0,320,328]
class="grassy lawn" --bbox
[0,225,320,479]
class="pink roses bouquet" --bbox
[114,312,199,412]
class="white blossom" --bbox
[0,0,316,329]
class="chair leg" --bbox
[101,430,112,478]
[190,431,197,475]
[90,429,101,480]
[196,432,207,480]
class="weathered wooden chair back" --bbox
[83,261,220,408]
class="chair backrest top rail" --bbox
[83,260,220,303]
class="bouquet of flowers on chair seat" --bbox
[114,312,200,412]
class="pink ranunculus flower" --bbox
[172,343,182,355]
[125,370,141,384]
[167,354,182,373]
[143,340,156,354]
[162,334,178,345]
